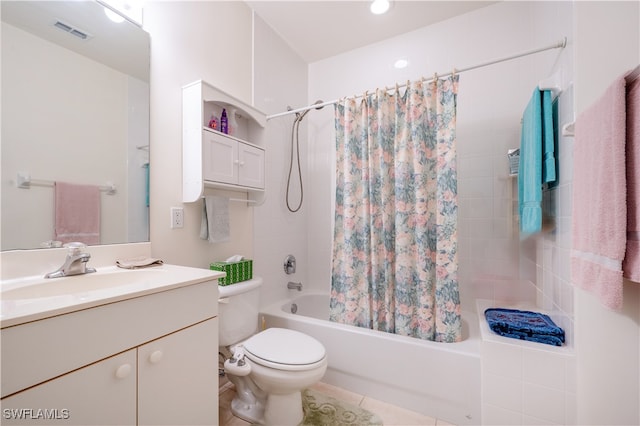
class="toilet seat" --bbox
[242,328,326,371]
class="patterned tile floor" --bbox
[219,380,456,425]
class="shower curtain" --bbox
[330,76,462,343]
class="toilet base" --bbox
[230,396,265,424]
[263,391,304,426]
[226,370,266,424]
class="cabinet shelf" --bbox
[183,80,266,203]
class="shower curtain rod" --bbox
[266,37,567,121]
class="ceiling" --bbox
[1,1,149,81]
[246,1,497,63]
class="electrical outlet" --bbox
[170,207,184,229]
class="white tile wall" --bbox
[252,14,311,307]
[479,301,576,425]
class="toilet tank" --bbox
[217,277,263,347]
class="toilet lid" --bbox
[243,328,326,367]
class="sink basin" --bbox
[1,268,165,300]
[1,264,224,328]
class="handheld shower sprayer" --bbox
[286,100,324,213]
[294,100,325,121]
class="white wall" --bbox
[252,14,310,307]
[143,2,255,268]
[573,2,640,424]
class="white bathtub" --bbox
[260,293,481,425]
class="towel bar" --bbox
[16,173,117,195]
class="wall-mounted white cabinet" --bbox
[183,80,266,203]
[203,129,265,189]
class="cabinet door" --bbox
[203,130,238,185]
[138,318,218,426]
[238,143,265,189]
[1,350,136,425]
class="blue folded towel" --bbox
[484,308,565,346]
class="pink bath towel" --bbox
[571,74,627,310]
[54,182,101,245]
[623,70,640,281]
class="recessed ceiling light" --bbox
[104,8,125,23]
[394,59,409,69]
[99,0,144,25]
[370,0,390,15]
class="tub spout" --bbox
[287,281,302,291]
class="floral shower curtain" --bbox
[330,76,462,343]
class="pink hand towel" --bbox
[623,70,640,281]
[571,75,627,310]
[54,182,101,245]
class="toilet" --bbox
[218,277,327,425]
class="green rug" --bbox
[300,388,384,426]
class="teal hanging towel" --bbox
[518,89,555,234]
[143,163,150,207]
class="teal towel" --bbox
[541,90,556,184]
[144,163,150,207]
[518,89,556,234]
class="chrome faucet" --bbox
[45,242,97,279]
[287,281,302,291]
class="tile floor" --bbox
[219,379,455,426]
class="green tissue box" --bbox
[210,259,253,285]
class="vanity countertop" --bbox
[1,264,223,328]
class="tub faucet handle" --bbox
[287,281,302,291]
[284,255,296,274]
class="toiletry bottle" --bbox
[220,109,228,134]
[208,113,218,130]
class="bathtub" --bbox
[260,293,481,425]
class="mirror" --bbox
[1,1,150,250]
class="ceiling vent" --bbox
[53,20,92,40]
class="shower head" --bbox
[296,100,324,121]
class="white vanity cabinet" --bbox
[1,278,220,425]
[183,80,267,203]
